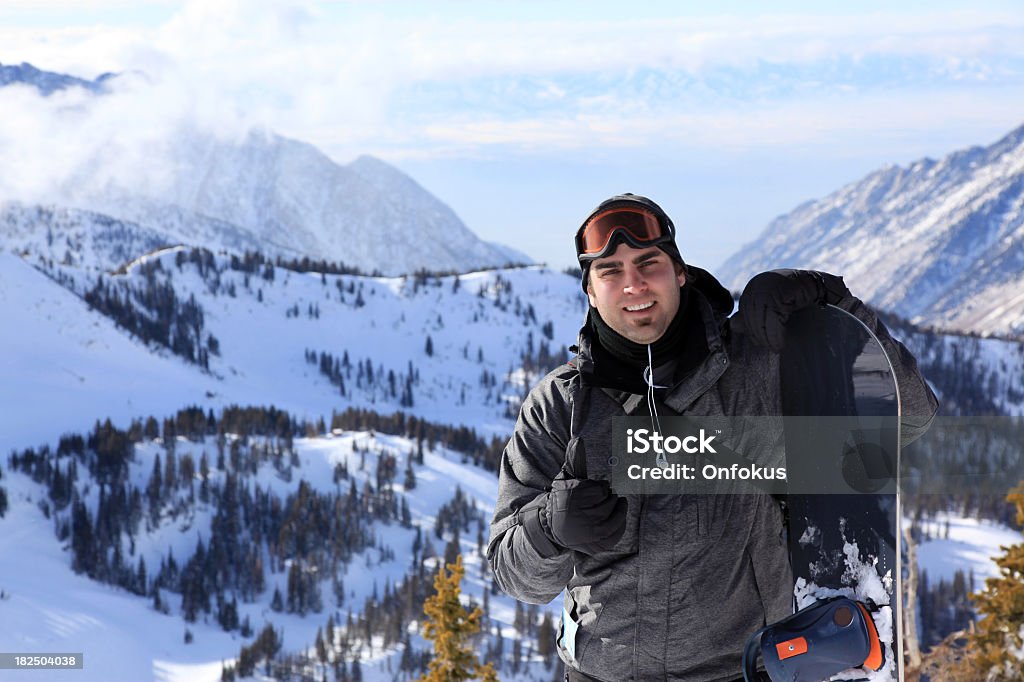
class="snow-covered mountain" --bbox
[0,203,290,272]
[718,123,1024,338]
[0,61,112,95]
[0,247,583,458]
[75,131,523,276]
[1,62,526,276]
[876,310,1024,416]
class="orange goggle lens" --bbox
[577,207,667,257]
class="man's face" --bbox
[586,243,686,345]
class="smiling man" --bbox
[587,241,685,345]
[487,194,937,681]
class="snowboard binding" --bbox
[742,597,883,682]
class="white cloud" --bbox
[411,87,1024,158]
[5,3,1023,87]
[0,0,1021,201]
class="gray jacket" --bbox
[487,277,937,681]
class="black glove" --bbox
[739,269,852,352]
[519,459,628,557]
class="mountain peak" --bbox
[0,61,109,96]
[3,63,524,275]
[348,154,427,195]
[67,126,524,275]
[717,120,1024,337]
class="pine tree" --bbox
[71,499,96,576]
[444,529,461,568]
[315,626,327,664]
[962,480,1024,680]
[537,611,555,661]
[404,458,417,490]
[136,556,148,596]
[513,601,526,633]
[419,556,498,682]
[147,454,163,525]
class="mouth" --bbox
[623,301,655,313]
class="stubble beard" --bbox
[621,316,664,345]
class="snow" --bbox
[0,228,585,680]
[915,512,1024,586]
[798,524,820,546]
[75,129,522,276]
[0,469,246,682]
[794,538,896,682]
[0,429,550,682]
[0,248,586,458]
[0,251,223,457]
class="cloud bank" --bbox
[0,0,1022,203]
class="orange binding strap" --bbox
[856,602,884,671]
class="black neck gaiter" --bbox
[590,286,692,368]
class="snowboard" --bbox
[778,304,902,681]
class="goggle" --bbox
[576,207,674,261]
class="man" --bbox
[486,194,937,681]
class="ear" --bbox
[676,268,687,288]
[587,283,598,308]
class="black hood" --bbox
[685,264,734,319]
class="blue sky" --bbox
[2,0,1023,271]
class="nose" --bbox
[622,265,647,294]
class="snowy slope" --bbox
[0,469,234,682]
[878,311,1024,416]
[916,512,1024,586]
[0,252,224,457]
[0,427,551,682]
[718,123,1024,338]
[2,242,1021,681]
[2,203,170,271]
[0,248,585,458]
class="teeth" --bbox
[625,302,654,312]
